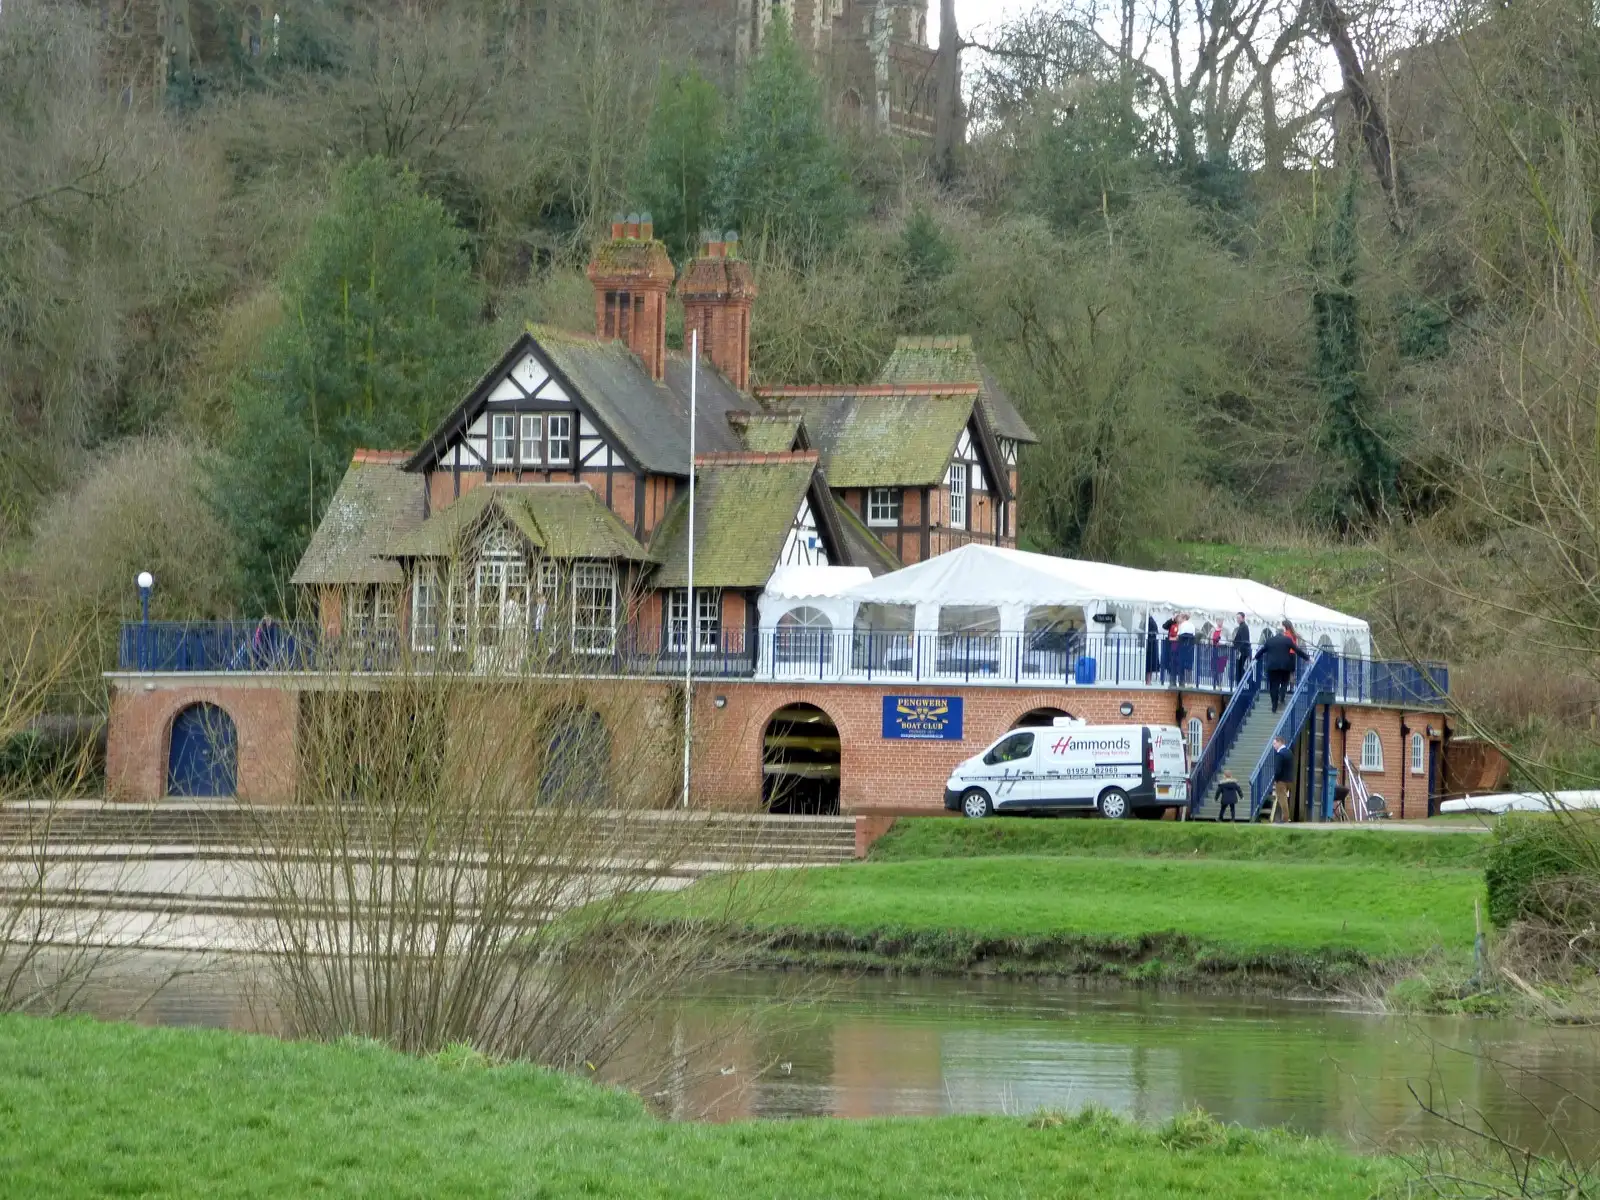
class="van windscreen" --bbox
[983,732,1034,765]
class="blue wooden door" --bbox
[166,704,238,797]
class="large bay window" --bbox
[572,562,617,653]
[696,589,721,652]
[411,568,440,650]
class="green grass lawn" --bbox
[0,1015,1399,1199]
[679,856,1482,962]
[871,817,1488,867]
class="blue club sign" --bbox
[882,695,964,741]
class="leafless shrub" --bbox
[241,615,783,1072]
[0,600,167,1015]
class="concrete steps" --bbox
[0,803,858,866]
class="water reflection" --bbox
[68,954,1600,1152]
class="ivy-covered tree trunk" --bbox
[1311,170,1396,523]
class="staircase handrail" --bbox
[1189,657,1260,808]
[1247,651,1337,820]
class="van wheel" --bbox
[961,788,994,819]
[1097,788,1130,820]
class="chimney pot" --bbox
[611,216,625,239]
[709,240,725,258]
[640,211,653,241]
[625,212,641,239]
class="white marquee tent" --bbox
[758,544,1373,658]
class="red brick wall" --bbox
[106,682,299,803]
[690,683,1220,813]
[1334,704,1446,819]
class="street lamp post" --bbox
[136,571,154,671]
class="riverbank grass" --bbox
[664,854,1483,984]
[0,1015,1398,1198]
[870,817,1490,866]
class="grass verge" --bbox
[663,855,1484,990]
[0,1015,1400,1199]
[870,818,1488,867]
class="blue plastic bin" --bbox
[1074,657,1097,685]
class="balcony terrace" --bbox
[116,621,1448,707]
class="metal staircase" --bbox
[1189,697,1281,820]
[1188,651,1337,822]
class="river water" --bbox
[69,953,1600,1152]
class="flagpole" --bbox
[681,328,698,810]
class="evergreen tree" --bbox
[219,158,485,610]
[894,205,956,330]
[636,67,725,260]
[710,15,860,252]
[1311,170,1397,523]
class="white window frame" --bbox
[491,413,515,465]
[946,462,967,530]
[572,562,617,653]
[343,585,372,642]
[666,589,690,652]
[520,414,543,465]
[548,413,572,464]
[696,589,721,653]
[1186,717,1203,762]
[1410,732,1426,775]
[411,568,440,651]
[373,585,397,641]
[867,487,900,527]
[1361,730,1384,773]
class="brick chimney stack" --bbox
[586,210,675,381]
[678,230,758,392]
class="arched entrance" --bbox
[541,707,610,807]
[1013,707,1072,728]
[762,704,840,815]
[166,703,237,797]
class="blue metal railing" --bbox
[1248,651,1338,820]
[1189,658,1261,812]
[117,621,1451,704]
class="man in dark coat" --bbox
[1214,771,1243,823]
[1257,624,1297,712]
[1231,613,1251,687]
[1270,736,1295,821]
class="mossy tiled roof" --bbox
[728,411,805,452]
[649,457,821,589]
[291,456,423,586]
[877,335,1037,444]
[387,484,651,562]
[832,501,902,576]
[775,392,976,488]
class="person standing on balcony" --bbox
[1176,612,1196,686]
[1231,613,1251,686]
[1162,615,1179,683]
[1215,770,1242,822]
[1270,736,1295,821]
[1144,615,1160,684]
[1258,624,1297,712]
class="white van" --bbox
[943,718,1189,820]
